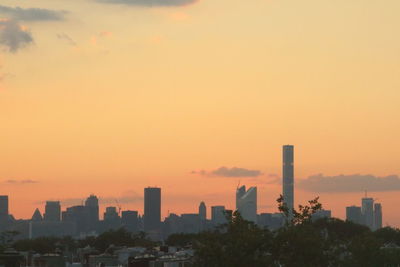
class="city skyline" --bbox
[1,0,400,227]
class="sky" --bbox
[0,0,400,226]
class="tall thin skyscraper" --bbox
[236,186,257,223]
[374,203,382,230]
[85,194,99,231]
[144,187,161,232]
[199,202,206,221]
[282,145,294,218]
[44,201,61,222]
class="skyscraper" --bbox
[199,202,206,221]
[283,145,294,218]
[85,194,99,231]
[236,185,257,223]
[0,196,9,216]
[144,187,161,232]
[374,203,382,230]
[346,206,362,224]
[211,206,226,226]
[44,201,61,222]
[361,197,374,229]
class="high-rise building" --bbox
[211,206,226,226]
[0,196,9,216]
[199,202,206,221]
[144,187,161,232]
[44,201,61,222]
[283,145,294,219]
[85,194,99,231]
[362,197,374,229]
[236,186,257,223]
[374,203,382,230]
[121,210,139,232]
[346,206,362,224]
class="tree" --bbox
[277,194,322,225]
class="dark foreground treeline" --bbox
[1,197,400,267]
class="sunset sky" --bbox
[1,0,400,226]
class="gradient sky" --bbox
[1,0,400,226]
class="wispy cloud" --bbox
[0,19,33,53]
[4,179,38,184]
[298,174,400,193]
[57,33,77,46]
[192,166,263,178]
[97,0,198,7]
[0,5,66,21]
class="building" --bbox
[236,186,257,223]
[199,202,206,221]
[121,210,139,232]
[312,209,332,221]
[346,206,362,224]
[362,197,374,229]
[0,196,9,216]
[211,206,226,226]
[144,187,161,233]
[282,145,294,219]
[181,213,200,233]
[44,201,61,222]
[374,203,382,230]
[62,205,86,235]
[85,195,99,231]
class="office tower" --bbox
[63,205,86,235]
[211,206,226,225]
[199,202,206,221]
[346,206,362,224]
[144,187,161,232]
[85,194,99,231]
[181,214,201,233]
[236,186,257,223]
[121,210,139,232]
[0,196,9,216]
[312,209,332,221]
[374,203,382,230]
[283,145,294,218]
[362,197,374,229]
[44,201,61,222]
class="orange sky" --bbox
[0,0,400,226]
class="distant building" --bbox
[211,206,226,226]
[181,214,200,233]
[346,206,362,224]
[362,197,374,229]
[236,186,257,223]
[374,203,382,230]
[199,202,206,221]
[44,201,61,222]
[121,210,138,232]
[144,187,161,233]
[62,205,86,235]
[312,209,332,221]
[257,213,284,230]
[283,145,294,219]
[0,196,9,216]
[31,208,43,221]
[85,195,99,231]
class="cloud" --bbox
[193,167,263,178]
[0,5,66,21]
[0,19,33,52]
[4,179,38,184]
[298,174,400,193]
[57,33,77,46]
[97,0,198,7]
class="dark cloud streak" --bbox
[193,167,263,178]
[97,0,198,7]
[0,5,66,21]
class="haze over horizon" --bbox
[1,0,400,226]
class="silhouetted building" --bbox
[283,145,294,219]
[362,197,374,229]
[374,203,382,230]
[62,205,86,235]
[258,213,284,230]
[199,202,206,221]
[236,185,257,223]
[121,210,139,232]
[85,194,99,231]
[312,209,332,221]
[346,206,362,224]
[144,187,161,233]
[181,213,200,233]
[31,208,43,221]
[211,206,226,226]
[44,201,61,222]
[0,196,9,216]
